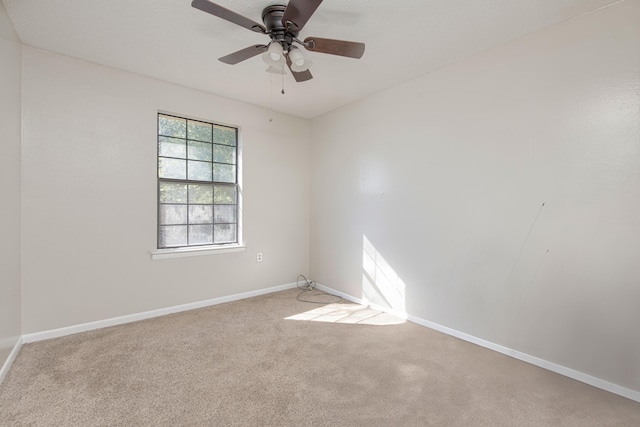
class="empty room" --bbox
[1,0,639,425]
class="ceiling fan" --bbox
[192,0,365,82]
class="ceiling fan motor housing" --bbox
[262,5,297,50]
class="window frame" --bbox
[152,112,244,259]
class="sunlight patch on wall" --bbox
[285,303,405,325]
[363,235,407,318]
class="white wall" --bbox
[0,1,22,367]
[310,0,640,393]
[21,48,311,333]
[0,0,18,42]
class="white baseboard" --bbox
[315,283,640,404]
[0,336,23,385]
[22,282,298,344]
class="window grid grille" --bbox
[157,114,238,249]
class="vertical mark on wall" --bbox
[505,202,546,287]
[524,249,550,299]
[514,249,550,320]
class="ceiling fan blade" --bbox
[218,45,268,65]
[282,0,324,31]
[286,56,313,82]
[192,0,266,33]
[304,37,365,59]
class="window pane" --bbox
[189,225,213,245]
[214,185,236,204]
[214,205,236,224]
[159,158,186,179]
[160,182,187,203]
[188,120,212,142]
[189,205,213,224]
[213,125,236,146]
[159,225,188,247]
[159,204,187,225]
[159,136,186,158]
[213,144,236,164]
[189,184,213,204]
[214,224,237,243]
[159,115,186,138]
[188,140,212,161]
[188,160,212,181]
[213,164,235,183]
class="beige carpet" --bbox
[1,288,639,426]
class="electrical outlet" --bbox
[257,252,263,262]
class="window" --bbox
[157,113,238,249]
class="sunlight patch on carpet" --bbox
[285,303,405,325]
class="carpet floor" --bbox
[1,288,639,426]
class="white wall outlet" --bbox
[257,252,263,262]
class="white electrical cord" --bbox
[296,274,342,304]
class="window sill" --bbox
[151,244,246,260]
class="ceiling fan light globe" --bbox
[290,57,313,73]
[266,65,285,75]
[288,47,304,64]
[267,42,284,62]
[261,52,285,68]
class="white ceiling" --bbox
[3,0,620,118]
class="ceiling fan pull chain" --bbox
[281,69,285,95]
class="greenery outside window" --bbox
[157,113,238,249]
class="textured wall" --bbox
[20,48,311,333]
[0,2,22,367]
[310,1,640,392]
